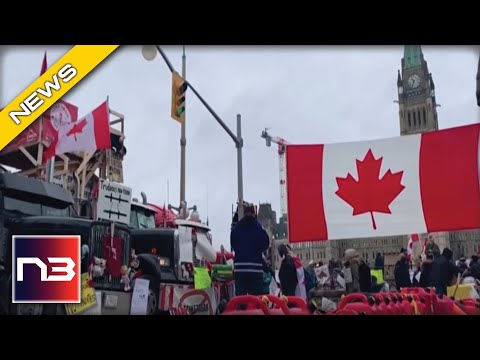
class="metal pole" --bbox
[41,111,55,184]
[187,81,239,146]
[154,45,175,73]
[476,52,479,107]
[236,114,244,221]
[152,46,239,146]
[180,46,187,214]
[151,45,245,222]
[46,158,54,183]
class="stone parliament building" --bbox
[261,46,480,270]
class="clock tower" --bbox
[397,45,439,136]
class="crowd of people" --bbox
[395,246,480,295]
[229,205,480,300]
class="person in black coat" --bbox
[428,248,456,295]
[419,252,434,288]
[278,244,298,296]
[469,255,480,280]
[230,205,269,296]
[394,253,412,290]
[358,258,371,292]
[374,253,384,270]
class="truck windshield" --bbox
[130,208,156,229]
[3,196,72,217]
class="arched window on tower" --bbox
[408,112,411,127]
[423,108,426,125]
[413,111,417,127]
[418,110,421,126]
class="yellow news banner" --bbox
[0,45,119,152]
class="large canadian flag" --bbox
[286,123,480,242]
[43,100,111,162]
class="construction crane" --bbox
[261,128,289,218]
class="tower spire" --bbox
[403,45,424,69]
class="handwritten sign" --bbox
[130,278,150,315]
[65,273,96,315]
[97,179,132,225]
[81,291,102,315]
[194,267,211,290]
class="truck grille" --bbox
[89,222,131,291]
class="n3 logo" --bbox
[12,235,81,304]
[16,257,76,282]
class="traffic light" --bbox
[171,71,187,123]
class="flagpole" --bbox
[179,45,187,217]
[41,51,55,184]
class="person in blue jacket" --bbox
[230,204,270,296]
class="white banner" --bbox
[159,284,217,315]
[178,226,193,263]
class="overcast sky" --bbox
[1,45,479,249]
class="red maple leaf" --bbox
[66,119,87,141]
[335,149,405,230]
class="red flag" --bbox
[40,52,47,76]
[43,100,111,163]
[286,123,480,242]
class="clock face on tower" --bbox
[408,74,421,89]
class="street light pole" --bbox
[185,81,244,220]
[142,45,245,221]
[236,114,244,221]
[180,46,187,215]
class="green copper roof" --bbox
[403,45,423,69]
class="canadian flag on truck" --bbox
[286,123,480,242]
[43,100,111,162]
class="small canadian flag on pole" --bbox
[406,234,419,262]
[43,100,111,162]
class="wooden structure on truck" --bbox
[0,107,127,216]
